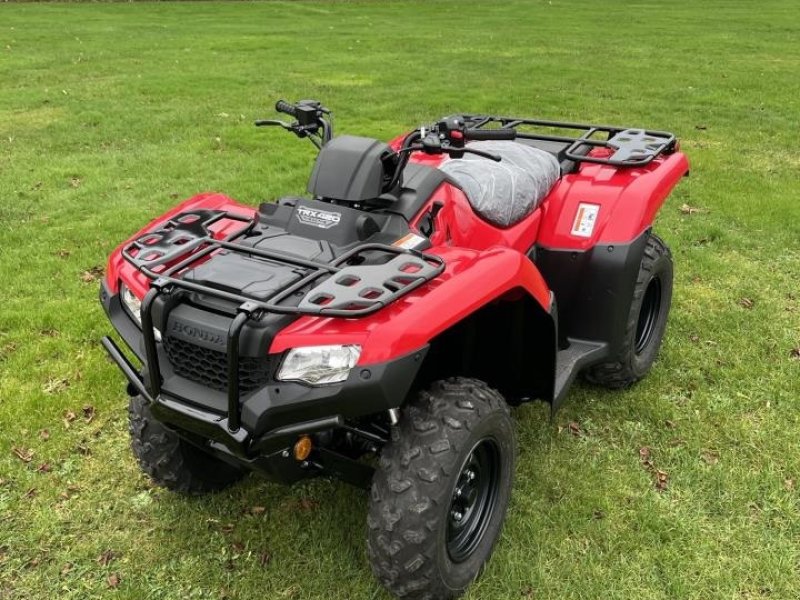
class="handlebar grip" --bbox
[464,128,517,141]
[275,100,299,118]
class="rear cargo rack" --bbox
[462,115,677,168]
[120,207,444,433]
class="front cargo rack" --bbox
[118,207,444,433]
[462,114,677,168]
[121,208,444,318]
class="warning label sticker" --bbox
[571,203,600,238]
[392,233,427,250]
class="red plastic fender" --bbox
[104,193,256,297]
[537,152,689,249]
[270,245,553,365]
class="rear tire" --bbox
[585,233,673,389]
[128,395,245,494]
[367,378,516,600]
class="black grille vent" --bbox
[163,336,271,393]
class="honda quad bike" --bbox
[100,99,689,599]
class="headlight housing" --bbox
[119,282,161,342]
[277,345,362,385]
[120,283,142,326]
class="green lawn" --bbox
[1,1,799,598]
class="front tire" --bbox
[367,378,516,600]
[128,395,245,494]
[585,232,673,389]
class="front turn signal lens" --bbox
[293,435,313,461]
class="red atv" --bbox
[100,100,689,599]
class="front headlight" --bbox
[119,282,162,342]
[120,283,142,325]
[277,345,362,385]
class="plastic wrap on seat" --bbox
[439,141,560,227]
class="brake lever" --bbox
[254,119,292,129]
[459,147,501,162]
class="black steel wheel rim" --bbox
[446,438,501,563]
[635,276,662,354]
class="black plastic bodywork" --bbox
[307,135,394,202]
[101,281,427,487]
[536,230,650,354]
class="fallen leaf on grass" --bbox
[701,450,720,465]
[790,348,800,361]
[43,377,69,395]
[259,551,272,567]
[36,463,51,473]
[75,441,91,456]
[70,177,82,189]
[298,498,319,511]
[83,405,96,423]
[567,422,582,437]
[739,297,755,309]
[23,488,37,499]
[80,266,104,283]
[12,447,34,462]
[57,484,81,502]
[250,506,266,516]
[0,342,18,359]
[639,447,668,491]
[521,586,536,598]
[694,124,708,130]
[60,562,73,576]
[97,550,118,566]
[220,523,235,534]
[231,541,245,554]
[680,203,706,215]
[784,478,795,491]
[55,249,71,259]
[63,410,77,428]
[107,573,121,588]
[664,419,676,429]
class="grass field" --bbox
[1,1,799,598]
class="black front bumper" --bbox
[100,280,427,485]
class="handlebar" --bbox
[275,99,299,118]
[464,128,516,141]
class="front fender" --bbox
[270,246,553,364]
[104,193,255,297]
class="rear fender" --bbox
[537,152,689,249]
